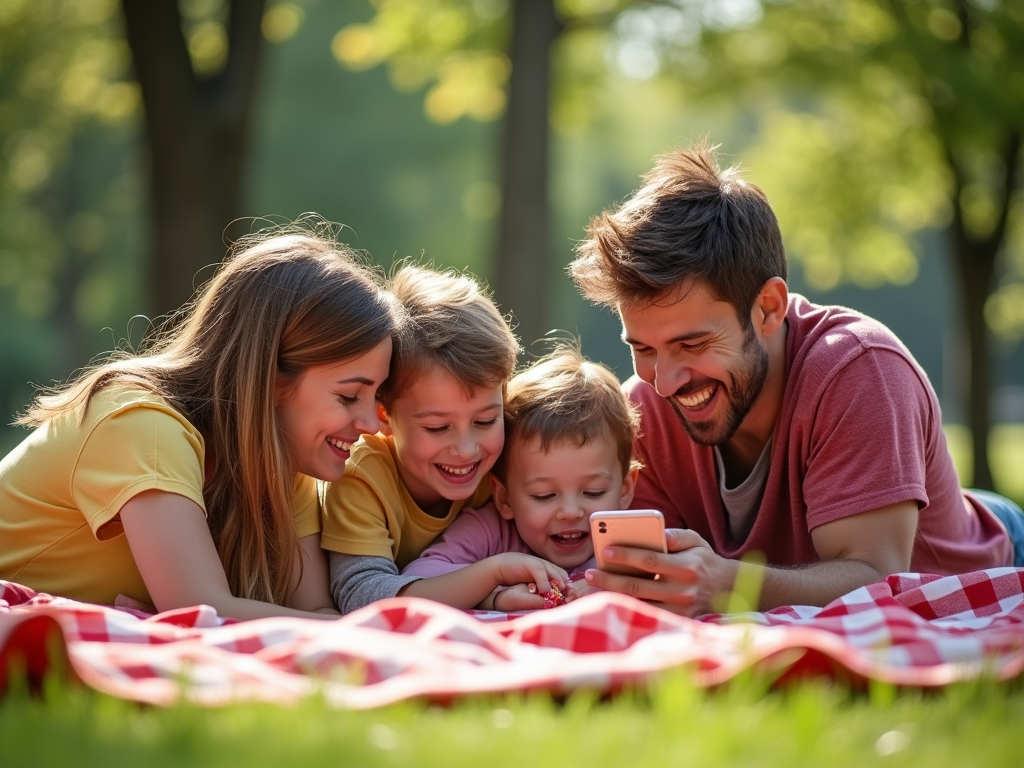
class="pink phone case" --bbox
[590,509,667,577]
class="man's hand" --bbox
[584,501,919,615]
[584,528,738,617]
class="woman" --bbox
[0,223,400,620]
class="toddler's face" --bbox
[381,368,505,516]
[491,435,637,569]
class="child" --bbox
[0,222,399,620]
[322,266,568,613]
[403,342,642,611]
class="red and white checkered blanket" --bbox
[3,568,1023,708]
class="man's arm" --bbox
[584,500,919,615]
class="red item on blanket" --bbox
[2,568,1024,708]
[540,582,566,609]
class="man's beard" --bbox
[670,326,769,447]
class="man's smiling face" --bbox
[619,280,769,447]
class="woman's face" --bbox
[276,337,392,481]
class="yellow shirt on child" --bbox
[321,433,491,570]
[0,386,320,606]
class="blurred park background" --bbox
[0,0,1021,500]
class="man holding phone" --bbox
[569,140,1024,616]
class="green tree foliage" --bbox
[331,0,631,351]
[0,0,143,430]
[588,0,1024,487]
[0,0,140,321]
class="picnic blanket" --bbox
[2,568,1024,708]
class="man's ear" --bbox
[619,466,640,509]
[488,474,515,520]
[377,402,393,436]
[752,277,789,337]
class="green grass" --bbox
[944,423,1024,504]
[2,674,1024,767]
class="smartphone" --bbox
[589,509,667,577]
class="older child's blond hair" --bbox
[377,265,519,407]
[493,342,641,481]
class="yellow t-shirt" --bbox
[0,386,320,606]
[321,433,492,570]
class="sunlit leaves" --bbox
[986,284,1024,343]
[424,51,510,122]
[745,106,943,291]
[628,0,1024,340]
[262,3,305,44]
[181,0,228,75]
[331,0,510,123]
[0,0,140,326]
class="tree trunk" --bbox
[121,0,266,321]
[946,131,1021,490]
[494,0,562,355]
[952,231,996,490]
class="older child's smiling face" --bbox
[491,434,637,569]
[380,367,505,516]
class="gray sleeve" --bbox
[329,552,423,614]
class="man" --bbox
[569,141,1024,616]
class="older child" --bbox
[322,266,567,613]
[0,223,400,620]
[403,343,642,611]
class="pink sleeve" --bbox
[801,349,930,530]
[401,503,504,577]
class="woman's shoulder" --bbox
[67,384,205,462]
[83,384,192,429]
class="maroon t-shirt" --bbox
[626,294,1011,575]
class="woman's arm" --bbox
[287,534,339,614]
[120,489,339,620]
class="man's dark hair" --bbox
[569,140,787,327]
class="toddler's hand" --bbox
[489,552,569,593]
[563,579,602,602]
[493,583,546,612]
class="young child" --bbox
[403,342,642,611]
[322,265,567,613]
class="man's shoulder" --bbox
[785,295,934,414]
[788,294,916,369]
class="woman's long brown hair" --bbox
[18,222,399,605]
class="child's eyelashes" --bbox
[420,418,499,434]
[527,490,609,502]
